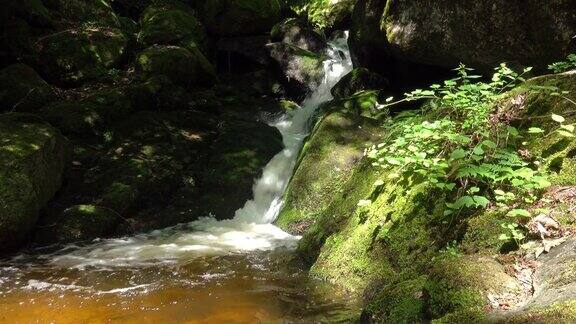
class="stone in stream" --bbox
[0,116,69,252]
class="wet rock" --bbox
[307,0,356,31]
[267,42,325,97]
[35,27,128,85]
[331,67,388,98]
[351,0,576,74]
[270,18,327,53]
[138,2,209,54]
[34,204,120,243]
[0,118,69,252]
[199,0,282,36]
[137,45,218,89]
[199,120,283,219]
[0,64,55,112]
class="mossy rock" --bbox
[138,2,209,54]
[137,45,218,88]
[331,67,388,98]
[200,0,282,36]
[0,63,55,112]
[270,18,327,53]
[351,0,576,74]
[268,42,325,96]
[35,204,120,243]
[306,0,356,31]
[0,119,69,252]
[35,27,128,85]
[426,255,524,320]
[47,0,120,27]
[276,109,380,234]
[363,275,428,323]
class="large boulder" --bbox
[199,0,282,36]
[267,43,326,96]
[306,0,356,31]
[35,27,128,85]
[0,118,69,252]
[0,64,55,112]
[351,0,576,75]
[270,18,327,53]
[137,2,209,54]
[137,45,218,88]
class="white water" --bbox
[22,33,353,269]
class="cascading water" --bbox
[24,33,353,268]
[0,33,358,323]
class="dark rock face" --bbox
[0,64,55,112]
[331,67,388,98]
[199,0,282,36]
[0,118,69,252]
[351,0,576,75]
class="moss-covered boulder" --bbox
[35,27,128,85]
[276,109,380,234]
[0,64,55,112]
[351,0,576,74]
[138,2,209,54]
[307,0,356,31]
[0,118,69,252]
[137,45,218,88]
[199,0,282,36]
[268,43,325,96]
[46,0,121,27]
[331,67,388,98]
[270,18,327,53]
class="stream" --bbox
[0,34,355,323]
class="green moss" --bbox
[426,255,522,319]
[137,45,217,88]
[0,63,55,112]
[200,0,281,36]
[505,300,576,323]
[306,0,356,30]
[276,110,380,233]
[35,27,127,85]
[461,210,507,254]
[365,275,428,323]
[138,3,208,54]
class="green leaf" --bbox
[552,114,566,123]
[561,124,575,132]
[528,127,545,134]
[506,209,531,218]
[473,195,490,208]
[357,199,372,207]
[450,148,467,160]
[557,130,575,138]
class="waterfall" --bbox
[37,33,353,268]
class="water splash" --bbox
[13,33,353,269]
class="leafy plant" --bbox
[548,54,576,73]
[366,64,550,222]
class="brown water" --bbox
[0,249,359,323]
